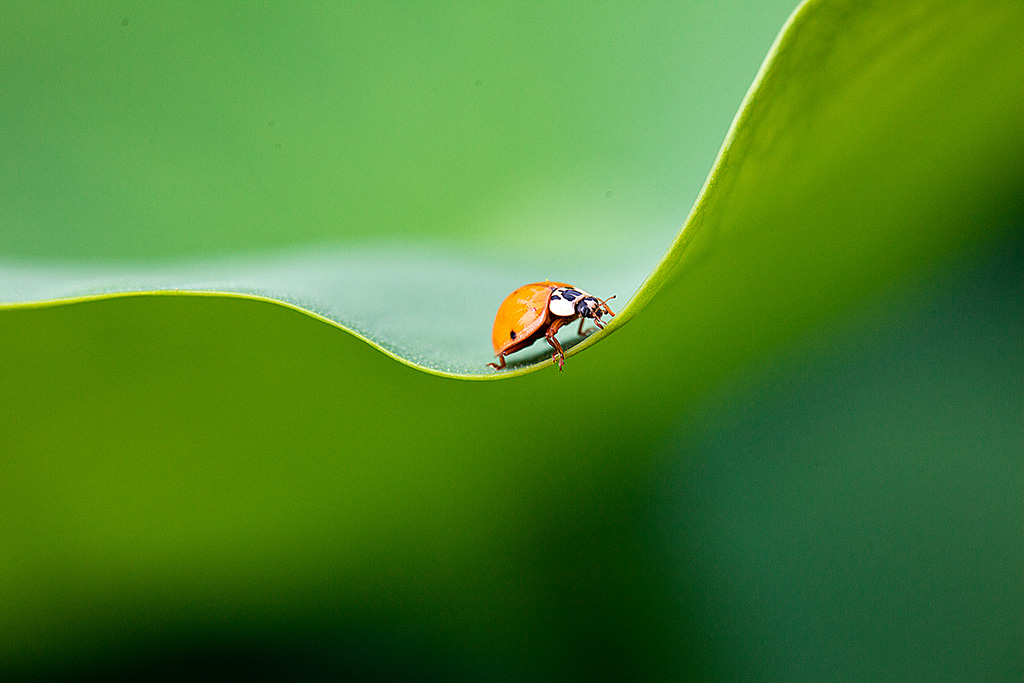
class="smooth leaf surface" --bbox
[5,1,1020,377]
[1,0,1022,680]
[1,0,795,376]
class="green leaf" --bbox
[4,0,797,376]
[1,0,1021,679]
[2,0,1020,378]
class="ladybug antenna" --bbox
[597,295,616,316]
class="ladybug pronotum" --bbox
[488,281,616,371]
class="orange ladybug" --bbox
[488,281,615,371]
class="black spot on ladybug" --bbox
[563,289,581,301]
[550,292,562,300]
[510,330,517,340]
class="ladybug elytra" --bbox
[488,281,615,371]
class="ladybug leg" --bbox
[545,318,569,371]
[546,335,565,371]
[487,354,507,370]
[577,315,606,337]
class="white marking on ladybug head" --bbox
[548,287,580,317]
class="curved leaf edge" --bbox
[0,0,808,381]
[614,0,807,329]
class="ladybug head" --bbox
[576,294,616,328]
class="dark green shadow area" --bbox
[649,226,1023,682]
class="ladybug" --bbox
[488,281,616,371]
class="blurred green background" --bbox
[1,1,1021,681]
[1,0,792,262]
